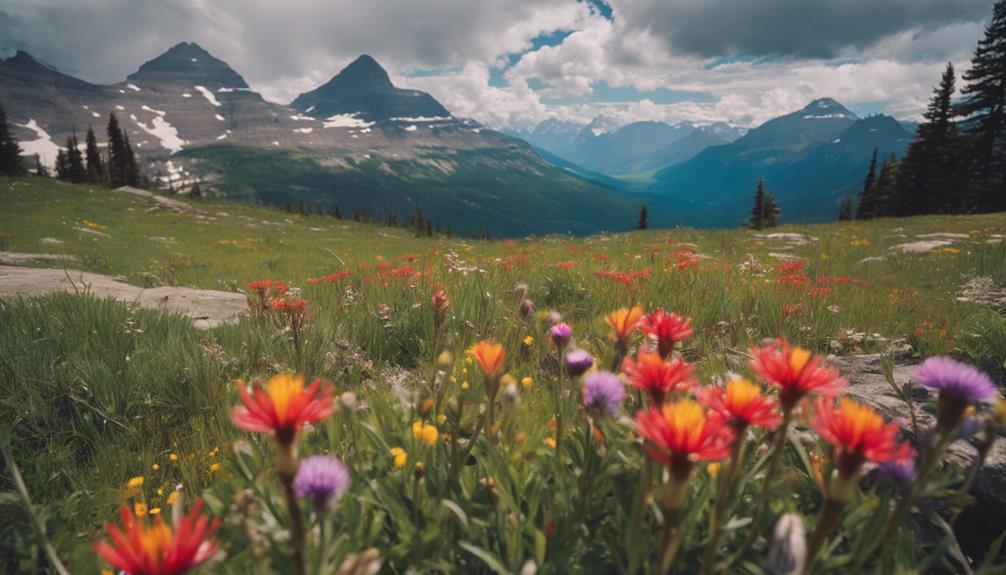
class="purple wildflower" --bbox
[294,454,350,511]
[877,457,916,489]
[549,322,573,349]
[583,371,625,418]
[915,357,997,430]
[564,348,594,377]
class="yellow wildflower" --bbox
[523,335,534,346]
[134,502,148,517]
[169,454,178,462]
[545,437,557,449]
[390,447,407,469]
[149,507,161,515]
[412,421,439,445]
[521,376,533,389]
[166,491,179,506]
[210,462,221,473]
[707,463,721,478]
[152,464,159,471]
[126,476,144,490]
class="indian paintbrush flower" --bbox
[605,306,644,348]
[913,356,997,432]
[696,377,782,431]
[635,399,734,481]
[749,340,846,412]
[640,309,693,359]
[294,455,350,512]
[94,500,219,575]
[622,348,692,407]
[812,396,913,482]
[582,371,625,419]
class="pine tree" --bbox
[65,131,86,182]
[750,178,768,229]
[55,149,69,180]
[426,220,433,237]
[764,192,781,228]
[0,102,25,176]
[106,113,127,187]
[638,204,648,230]
[353,208,363,222]
[34,154,48,177]
[857,147,879,219]
[123,133,140,186]
[957,0,1006,211]
[334,205,343,219]
[84,125,104,182]
[894,63,964,214]
[190,182,203,198]
[838,197,854,221]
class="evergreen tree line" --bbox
[851,1,1006,220]
[0,103,142,187]
[279,201,455,238]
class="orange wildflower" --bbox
[639,309,693,359]
[472,340,505,382]
[749,339,846,411]
[231,375,335,446]
[636,399,734,479]
[605,306,644,345]
[696,378,781,430]
[621,348,692,407]
[812,396,913,478]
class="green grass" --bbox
[1,176,1005,573]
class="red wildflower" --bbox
[94,500,219,575]
[696,378,781,430]
[640,309,693,359]
[621,348,693,406]
[636,399,734,478]
[749,340,846,411]
[812,396,914,478]
[232,375,335,445]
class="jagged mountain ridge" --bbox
[0,44,635,236]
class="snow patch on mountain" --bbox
[391,116,451,122]
[322,113,374,129]
[134,116,186,154]
[194,85,221,107]
[127,83,141,91]
[16,119,60,167]
[294,127,313,134]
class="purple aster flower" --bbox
[914,357,997,431]
[564,348,594,377]
[294,454,350,511]
[877,457,916,489]
[582,371,625,418]
[549,322,573,349]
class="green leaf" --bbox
[459,541,511,575]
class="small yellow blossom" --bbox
[390,447,407,469]
[169,454,178,462]
[210,462,221,473]
[157,488,164,496]
[152,464,159,471]
[461,381,470,391]
[707,463,721,477]
[545,437,557,449]
[412,421,439,445]
[127,476,144,490]
[149,507,161,515]
[166,491,179,506]
[134,502,148,517]
[437,414,447,424]
[521,376,533,389]
[523,335,534,346]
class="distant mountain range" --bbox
[0,43,635,236]
[0,42,919,232]
[643,99,913,226]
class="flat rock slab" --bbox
[888,239,954,253]
[832,354,1006,515]
[0,265,246,329]
[0,252,77,265]
[115,186,192,212]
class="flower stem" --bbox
[281,476,307,575]
[701,439,744,575]
[801,496,845,575]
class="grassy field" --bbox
[1,176,1005,573]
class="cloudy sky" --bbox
[0,0,995,130]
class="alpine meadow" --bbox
[1,1,1006,575]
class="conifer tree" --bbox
[34,154,48,178]
[857,147,878,219]
[65,131,86,182]
[84,125,104,182]
[334,205,343,219]
[957,0,1006,211]
[190,182,203,198]
[426,220,433,237]
[0,101,25,176]
[750,178,768,229]
[894,63,964,214]
[123,133,140,186]
[838,197,854,221]
[638,204,648,230]
[106,113,127,187]
[55,149,69,180]
[353,208,363,222]
[764,192,780,228]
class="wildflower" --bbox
[135,502,148,517]
[812,397,913,480]
[231,375,335,447]
[582,371,625,419]
[127,476,145,490]
[523,335,534,347]
[636,399,734,479]
[640,309,693,359]
[707,463,720,477]
[472,341,505,384]
[549,322,573,349]
[166,492,179,506]
[749,340,846,412]
[94,500,219,575]
[169,454,178,462]
[605,306,644,346]
[622,348,692,407]
[209,463,221,473]
[431,289,450,328]
[696,378,782,431]
[390,448,407,469]
[521,376,534,389]
[519,298,535,321]
[152,464,160,471]
[545,437,557,449]
[412,421,440,445]
[877,456,917,489]
[914,356,997,431]
[564,348,594,378]
[294,455,350,511]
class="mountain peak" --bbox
[290,54,450,121]
[127,41,248,88]
[799,98,857,119]
[3,50,54,73]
